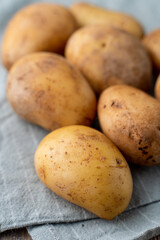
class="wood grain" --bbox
[0,228,31,240]
[0,228,160,240]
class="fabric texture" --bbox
[0,0,160,239]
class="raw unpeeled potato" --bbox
[35,125,133,220]
[143,29,160,70]
[70,2,144,38]
[2,3,78,70]
[7,52,96,131]
[65,25,152,94]
[98,85,160,166]
[155,74,160,100]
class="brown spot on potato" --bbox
[142,151,148,155]
[130,92,136,95]
[139,139,142,145]
[116,159,122,165]
[65,152,68,155]
[118,175,122,180]
[138,147,148,155]
[101,42,106,48]
[67,193,72,197]
[157,126,160,131]
[146,155,153,161]
[82,157,90,162]
[111,101,115,107]
[39,166,46,180]
[35,90,45,99]
[103,104,106,108]
[80,197,86,203]
[104,207,112,212]
[143,146,148,149]
[50,147,53,150]
[100,156,106,162]
[128,131,133,139]
[111,100,122,108]
[45,76,56,83]
[56,183,66,190]
[17,69,33,81]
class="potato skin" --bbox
[155,74,160,100]
[65,26,152,95]
[98,85,160,166]
[6,52,96,131]
[143,29,160,70]
[35,125,133,220]
[2,3,78,70]
[70,2,144,38]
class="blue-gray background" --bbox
[0,1,160,240]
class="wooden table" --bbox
[0,228,160,240]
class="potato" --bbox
[35,125,133,220]
[155,74,160,100]
[2,3,78,70]
[98,85,160,166]
[143,29,160,70]
[65,26,152,95]
[70,2,144,38]
[7,52,96,131]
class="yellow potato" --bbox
[143,29,160,70]
[98,85,160,166]
[7,52,96,131]
[35,125,133,220]
[65,25,152,95]
[155,74,160,100]
[2,3,78,70]
[70,2,144,38]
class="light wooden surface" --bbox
[0,228,160,240]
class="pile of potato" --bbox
[2,2,160,220]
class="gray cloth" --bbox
[28,202,160,240]
[0,0,160,239]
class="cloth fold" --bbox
[28,201,160,240]
[0,0,160,239]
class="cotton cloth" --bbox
[0,0,160,239]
